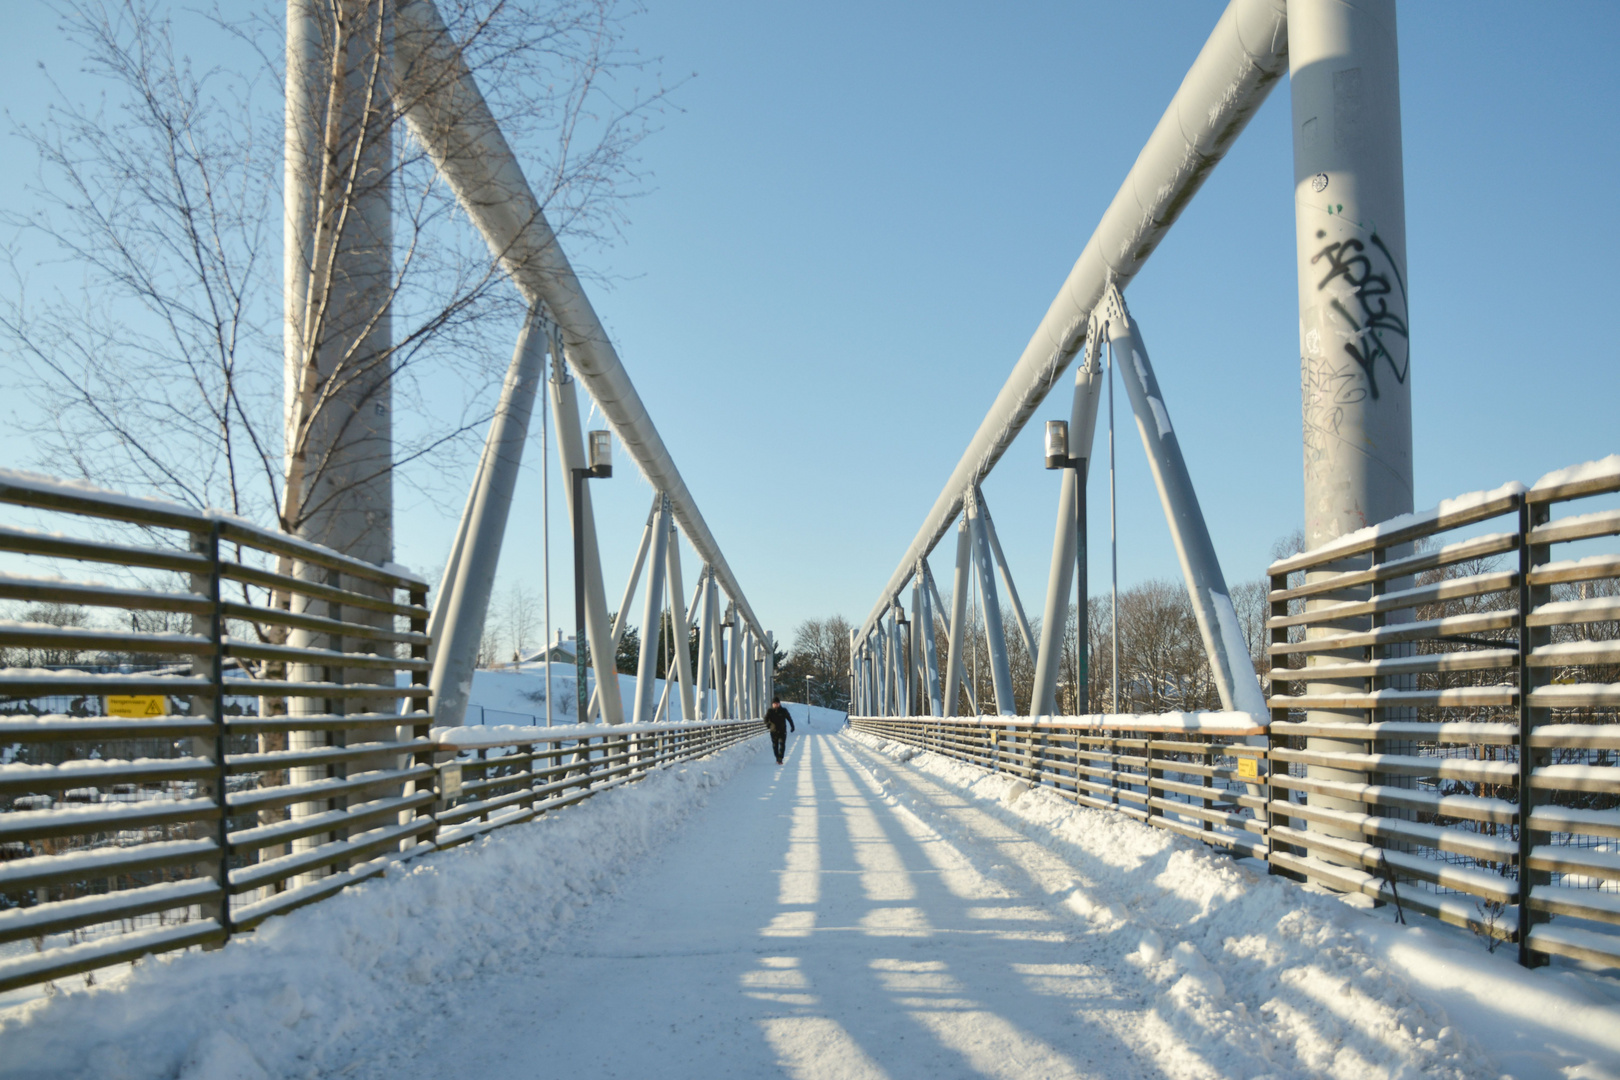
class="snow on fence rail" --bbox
[855,454,1620,973]
[0,472,762,996]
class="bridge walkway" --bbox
[390,733,1239,1080]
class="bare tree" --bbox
[2,0,668,541]
[503,580,538,658]
[783,616,853,709]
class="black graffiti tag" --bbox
[1311,230,1409,399]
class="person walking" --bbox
[764,697,795,765]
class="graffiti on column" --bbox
[1301,226,1409,498]
[1310,228,1409,398]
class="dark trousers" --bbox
[770,729,787,762]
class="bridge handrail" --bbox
[0,471,764,995]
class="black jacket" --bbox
[764,705,795,734]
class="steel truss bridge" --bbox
[0,0,1616,1036]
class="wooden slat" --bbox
[1271,720,1518,745]
[1268,611,1516,656]
[1268,489,1523,576]
[0,921,226,996]
[0,716,214,742]
[0,756,214,795]
[1267,532,1518,604]
[1268,571,1516,630]
[220,601,426,646]
[1269,746,1517,784]
[0,524,208,573]
[1268,687,1516,710]
[1267,649,1516,682]
[221,562,424,620]
[1528,508,1620,545]
[0,576,208,615]
[0,797,217,843]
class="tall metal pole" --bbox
[573,467,588,721]
[1033,341,1104,715]
[542,325,553,726]
[552,364,623,723]
[1109,338,1120,716]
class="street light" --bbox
[1045,420,1087,713]
[573,430,612,721]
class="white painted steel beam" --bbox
[1099,286,1266,718]
[942,518,972,717]
[429,315,548,727]
[394,0,768,646]
[632,497,672,725]
[857,0,1288,645]
[669,536,696,721]
[968,498,1016,715]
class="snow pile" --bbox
[0,739,759,1080]
[1531,454,1620,493]
[844,730,1620,1080]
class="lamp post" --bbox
[573,430,612,721]
[1045,420,1087,712]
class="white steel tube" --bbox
[918,566,942,716]
[1099,287,1266,717]
[632,497,671,725]
[940,519,971,718]
[969,501,1015,715]
[974,492,1035,660]
[857,0,1288,644]
[667,525,697,721]
[429,314,548,727]
[394,0,767,646]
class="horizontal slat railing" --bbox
[1263,455,1620,969]
[853,455,1620,973]
[0,469,765,995]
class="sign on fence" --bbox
[104,694,168,717]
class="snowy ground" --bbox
[3,730,1616,1079]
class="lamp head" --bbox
[1045,420,1070,470]
[587,430,613,477]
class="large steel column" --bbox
[429,315,548,727]
[942,518,972,717]
[632,497,671,724]
[1032,345,1105,715]
[929,566,978,718]
[968,499,1016,715]
[551,357,625,724]
[1289,0,1414,841]
[1100,287,1267,717]
[284,0,394,877]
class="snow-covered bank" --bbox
[846,730,1620,1080]
[0,740,760,1080]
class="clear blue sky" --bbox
[3,2,1618,651]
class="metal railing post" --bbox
[1517,494,1552,967]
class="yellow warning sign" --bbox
[1237,757,1259,780]
[105,695,168,718]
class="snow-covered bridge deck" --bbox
[4,732,1618,1079]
